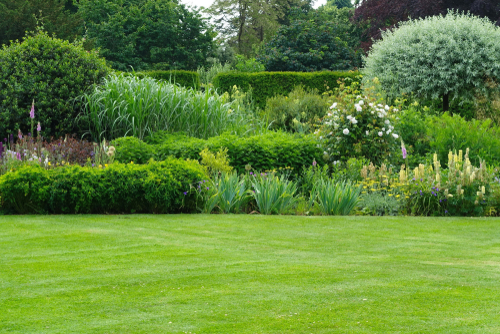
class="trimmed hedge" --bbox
[112,132,324,174]
[0,159,206,214]
[213,71,360,109]
[134,70,201,90]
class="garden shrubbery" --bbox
[213,71,360,109]
[0,31,110,139]
[113,131,324,174]
[0,158,205,214]
[264,86,330,134]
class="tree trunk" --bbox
[443,93,449,112]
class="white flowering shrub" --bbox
[316,78,400,164]
[363,11,500,110]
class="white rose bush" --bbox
[316,78,400,165]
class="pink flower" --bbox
[402,143,407,159]
[30,100,35,119]
[37,122,41,132]
[18,129,22,140]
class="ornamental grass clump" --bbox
[78,74,249,141]
[250,173,298,215]
[309,179,361,215]
[316,78,400,165]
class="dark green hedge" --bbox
[0,159,206,214]
[112,132,324,174]
[135,70,200,90]
[212,71,360,109]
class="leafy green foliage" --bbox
[205,0,303,57]
[199,147,233,176]
[233,56,265,73]
[264,86,329,133]
[112,132,324,174]
[194,172,250,214]
[363,12,500,108]
[213,71,360,109]
[326,0,353,9]
[0,0,81,47]
[0,158,206,214]
[316,79,400,165]
[250,173,298,214]
[257,17,361,72]
[78,0,216,71]
[0,31,110,139]
[426,113,500,167]
[310,179,361,215]
[133,70,201,90]
[78,74,246,141]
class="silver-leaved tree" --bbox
[363,11,500,111]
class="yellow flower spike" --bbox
[99,164,102,168]
[105,164,108,167]
[48,162,51,166]
[482,186,485,194]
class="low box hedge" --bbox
[0,158,206,214]
[212,71,360,109]
[112,131,324,174]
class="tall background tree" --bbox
[0,0,81,46]
[78,0,216,71]
[354,0,500,51]
[205,0,310,57]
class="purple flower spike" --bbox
[18,130,22,140]
[37,122,41,132]
[16,152,21,160]
[29,100,35,119]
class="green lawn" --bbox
[1,215,500,333]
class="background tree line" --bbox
[0,0,499,71]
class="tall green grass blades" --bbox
[78,74,249,141]
[251,174,298,214]
[310,180,361,215]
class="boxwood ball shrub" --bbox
[0,31,110,139]
[0,158,206,214]
[363,11,500,111]
[112,132,324,174]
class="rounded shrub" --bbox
[363,11,500,111]
[0,31,110,139]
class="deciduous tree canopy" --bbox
[354,0,500,51]
[78,0,216,71]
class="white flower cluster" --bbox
[325,99,398,139]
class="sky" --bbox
[180,0,328,10]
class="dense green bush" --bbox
[213,71,360,109]
[0,159,206,214]
[112,132,324,174]
[264,86,329,133]
[134,70,201,90]
[426,113,500,167]
[257,18,361,72]
[0,31,110,139]
[78,0,215,71]
[363,12,500,111]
